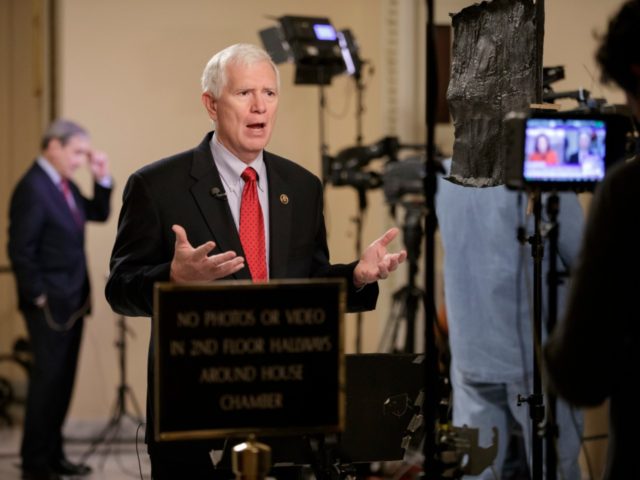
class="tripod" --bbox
[516,191,565,480]
[544,193,563,480]
[379,201,425,353]
[81,315,144,463]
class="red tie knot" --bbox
[241,167,258,183]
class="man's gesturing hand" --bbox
[353,227,407,288]
[169,225,245,282]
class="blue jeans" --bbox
[450,365,583,480]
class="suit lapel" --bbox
[189,136,251,280]
[265,152,291,279]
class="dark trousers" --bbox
[20,305,83,470]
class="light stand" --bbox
[81,315,144,463]
[319,82,330,187]
[353,186,367,354]
[352,69,367,354]
[319,65,370,354]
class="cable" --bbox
[41,295,91,332]
[324,77,353,119]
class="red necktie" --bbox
[239,167,267,281]
[60,178,83,227]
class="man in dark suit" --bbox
[8,119,112,480]
[565,129,598,165]
[105,43,406,479]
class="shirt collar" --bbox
[210,132,266,193]
[36,156,63,186]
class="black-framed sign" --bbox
[153,278,346,441]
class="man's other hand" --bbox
[169,225,245,282]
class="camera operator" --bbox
[544,1,640,479]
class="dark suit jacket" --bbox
[105,132,378,451]
[8,161,112,314]
[566,151,580,165]
[105,132,378,316]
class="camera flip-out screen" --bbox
[506,109,633,191]
[523,117,607,184]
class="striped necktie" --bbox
[60,178,83,227]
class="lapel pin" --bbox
[280,194,289,205]
[210,187,227,199]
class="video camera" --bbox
[326,137,432,208]
[504,106,637,192]
[325,136,400,190]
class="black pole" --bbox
[354,71,366,354]
[545,193,560,480]
[533,3,546,479]
[354,69,365,147]
[530,192,545,480]
[319,83,329,183]
[423,0,440,475]
[403,206,424,354]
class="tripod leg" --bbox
[122,385,145,423]
[378,288,412,353]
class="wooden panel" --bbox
[0,0,48,389]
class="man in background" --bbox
[8,119,112,480]
[545,1,640,478]
[105,43,406,479]
[566,130,597,166]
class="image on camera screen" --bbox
[523,118,606,184]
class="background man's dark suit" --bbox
[8,161,111,473]
[105,131,378,466]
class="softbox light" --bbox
[259,15,347,85]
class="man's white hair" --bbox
[201,43,280,98]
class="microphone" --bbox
[210,187,227,199]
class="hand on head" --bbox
[170,225,245,282]
[89,150,110,181]
[353,227,407,288]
